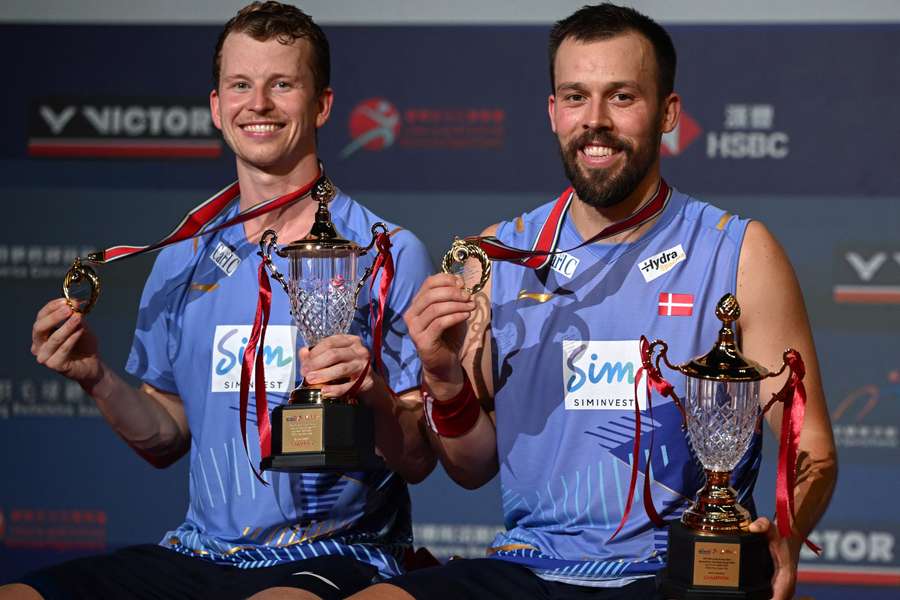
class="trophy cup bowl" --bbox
[258,185,387,472]
[657,294,775,600]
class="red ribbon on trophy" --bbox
[622,337,821,553]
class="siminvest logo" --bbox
[661,110,702,156]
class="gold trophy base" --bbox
[660,471,773,599]
[260,386,384,472]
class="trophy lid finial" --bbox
[677,293,769,381]
[280,175,361,255]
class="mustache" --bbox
[568,130,630,153]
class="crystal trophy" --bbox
[651,294,787,599]
[258,180,387,471]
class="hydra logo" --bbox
[340,98,401,159]
[562,340,647,410]
[638,244,686,283]
[661,111,702,157]
[211,325,296,393]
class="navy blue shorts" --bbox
[386,557,662,600]
[17,544,379,600]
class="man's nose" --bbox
[583,99,612,131]
[250,87,274,112]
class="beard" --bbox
[558,125,661,209]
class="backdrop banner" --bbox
[2,23,898,593]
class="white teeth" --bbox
[583,145,614,157]
[242,123,280,133]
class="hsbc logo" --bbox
[706,103,790,160]
[28,97,222,159]
[833,245,900,304]
[661,111,702,157]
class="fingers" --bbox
[32,298,73,350]
[405,276,474,342]
[320,374,372,399]
[300,335,369,385]
[406,274,471,320]
[33,312,83,366]
[45,328,85,372]
[748,516,775,538]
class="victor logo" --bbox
[562,340,647,410]
[28,97,222,158]
[833,246,900,304]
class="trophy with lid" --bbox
[257,179,387,472]
[649,294,805,599]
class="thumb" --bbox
[747,516,774,537]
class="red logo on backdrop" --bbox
[831,369,899,450]
[661,111,702,157]
[341,97,505,159]
[341,98,401,158]
[4,508,107,550]
[658,292,694,316]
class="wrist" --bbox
[422,364,465,400]
[423,373,481,438]
[78,362,108,399]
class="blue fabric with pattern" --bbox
[126,189,432,577]
[487,184,760,586]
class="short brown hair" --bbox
[212,1,330,95]
[549,3,676,98]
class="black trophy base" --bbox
[660,520,774,600]
[260,401,384,472]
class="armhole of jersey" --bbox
[731,217,752,349]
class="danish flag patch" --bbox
[658,292,694,316]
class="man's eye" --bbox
[565,94,585,102]
[274,81,291,89]
[233,82,250,90]
[612,93,634,103]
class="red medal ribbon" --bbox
[469,180,670,267]
[84,167,325,264]
[74,167,326,486]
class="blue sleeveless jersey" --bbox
[488,185,761,586]
[125,189,432,577]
